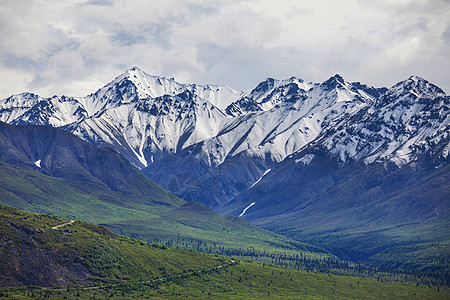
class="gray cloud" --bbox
[0,0,449,98]
[442,25,450,45]
[83,0,113,6]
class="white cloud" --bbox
[0,0,449,99]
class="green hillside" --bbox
[0,205,226,287]
[0,206,448,299]
[0,160,333,267]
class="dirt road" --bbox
[51,220,75,229]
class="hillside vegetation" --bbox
[0,206,448,299]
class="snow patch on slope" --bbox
[34,160,41,168]
[249,169,271,189]
[295,154,315,166]
[239,202,256,217]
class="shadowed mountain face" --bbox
[0,121,179,205]
[220,146,449,265]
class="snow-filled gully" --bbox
[239,202,256,217]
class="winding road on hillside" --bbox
[80,259,237,291]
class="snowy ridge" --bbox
[189,74,379,168]
[225,77,313,116]
[79,89,229,167]
[0,68,448,178]
[319,76,450,167]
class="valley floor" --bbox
[1,261,449,299]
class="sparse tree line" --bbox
[148,238,449,287]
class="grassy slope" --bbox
[0,161,171,223]
[0,206,448,299]
[0,161,332,265]
[106,202,331,261]
[0,205,226,286]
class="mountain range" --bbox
[0,67,448,273]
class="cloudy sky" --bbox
[0,0,449,99]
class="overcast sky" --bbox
[0,0,449,99]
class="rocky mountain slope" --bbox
[222,75,449,215]
[0,121,181,207]
[215,76,449,267]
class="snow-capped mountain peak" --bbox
[224,76,314,116]
[320,74,345,90]
[0,68,448,208]
[318,75,449,167]
[123,67,185,99]
[104,67,244,112]
[386,75,446,99]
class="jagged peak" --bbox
[389,75,446,99]
[120,66,145,80]
[332,74,345,83]
[127,66,142,72]
[407,75,425,82]
[123,67,175,83]
[404,75,433,89]
[320,74,346,90]
[253,78,276,92]
[120,68,236,94]
[250,77,309,95]
[94,67,187,102]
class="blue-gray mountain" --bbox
[1,68,448,270]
